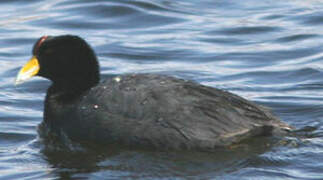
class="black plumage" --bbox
[17,35,292,150]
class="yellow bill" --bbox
[15,56,40,85]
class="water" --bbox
[1,0,323,179]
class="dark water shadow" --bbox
[38,130,296,179]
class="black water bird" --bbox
[16,35,292,150]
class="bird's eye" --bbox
[43,49,54,55]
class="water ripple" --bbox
[1,0,323,179]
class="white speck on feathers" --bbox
[114,76,121,82]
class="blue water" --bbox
[1,0,323,179]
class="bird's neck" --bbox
[48,79,97,103]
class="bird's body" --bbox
[43,73,290,150]
[17,35,292,150]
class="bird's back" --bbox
[63,74,289,150]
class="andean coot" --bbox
[16,35,292,150]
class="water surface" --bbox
[1,0,323,179]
